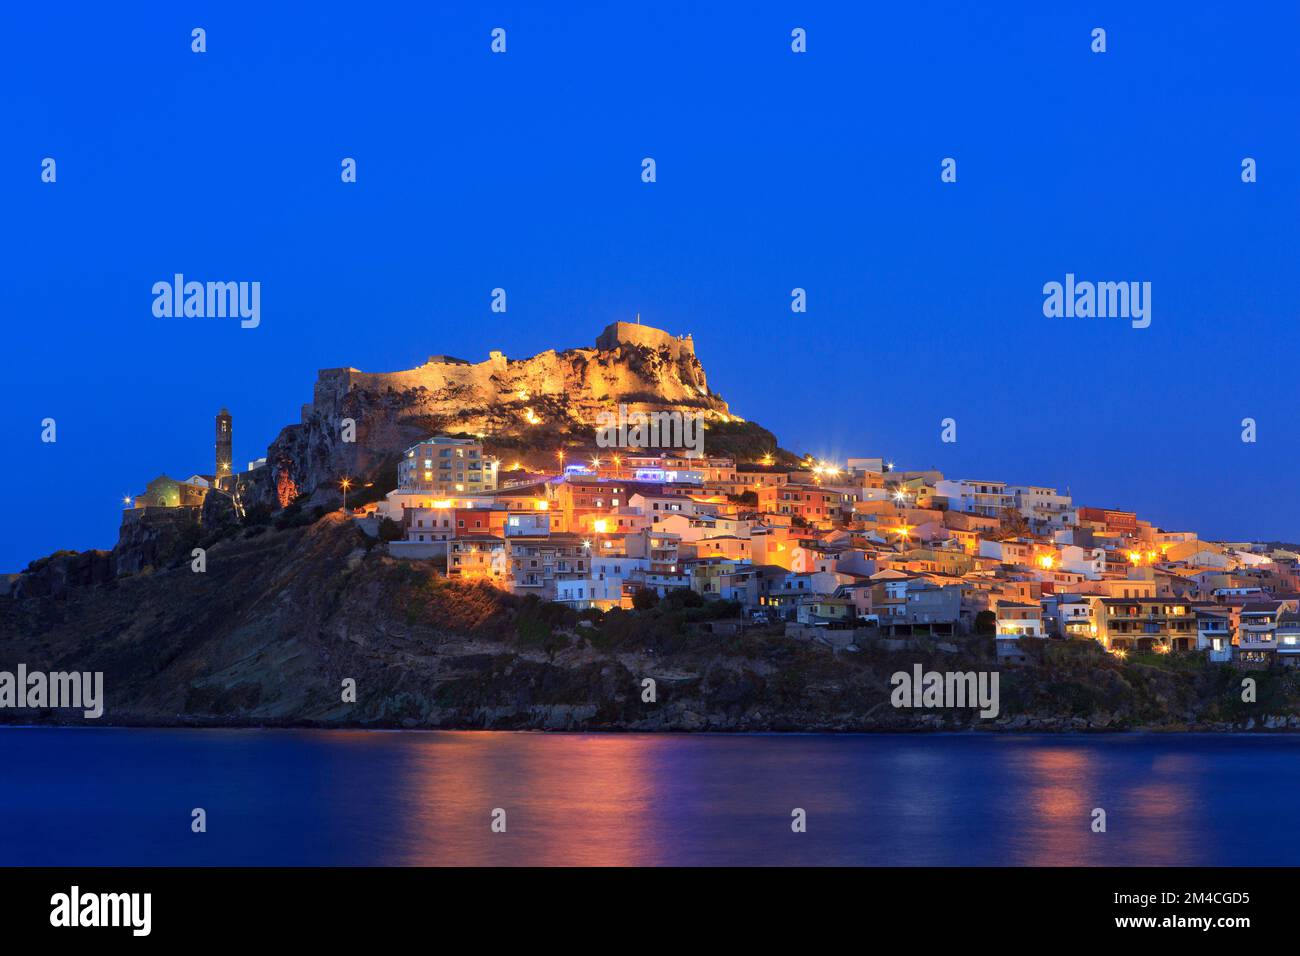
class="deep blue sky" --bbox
[3,2,1298,571]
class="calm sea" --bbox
[0,728,1294,866]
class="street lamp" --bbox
[340,477,352,512]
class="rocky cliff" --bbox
[9,549,114,600]
[246,321,743,509]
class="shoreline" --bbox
[0,718,1291,734]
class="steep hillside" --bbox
[2,516,1294,731]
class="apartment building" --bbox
[1008,485,1076,531]
[1195,606,1234,663]
[1095,598,1198,652]
[1276,610,1300,668]
[1077,507,1139,537]
[507,533,588,600]
[1058,597,1097,641]
[1236,601,1291,665]
[934,479,1014,518]
[398,436,498,495]
[756,484,845,527]
[447,535,507,583]
[689,559,758,604]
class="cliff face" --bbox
[9,549,114,600]
[250,322,738,508]
[113,509,200,577]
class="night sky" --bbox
[3,2,1298,572]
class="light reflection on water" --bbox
[0,729,1297,866]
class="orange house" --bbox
[454,508,508,537]
[756,484,842,528]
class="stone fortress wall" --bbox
[595,321,694,360]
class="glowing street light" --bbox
[340,477,352,512]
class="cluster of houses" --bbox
[356,437,1300,667]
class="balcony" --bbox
[1239,635,1275,648]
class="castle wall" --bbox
[595,321,694,358]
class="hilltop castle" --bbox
[594,320,695,360]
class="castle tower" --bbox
[215,408,233,480]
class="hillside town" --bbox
[85,312,1300,674]
[313,434,1294,668]
[103,393,1300,672]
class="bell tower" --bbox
[215,408,233,481]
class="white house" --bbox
[1007,485,1075,530]
[934,479,1014,518]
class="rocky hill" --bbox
[243,321,772,510]
[5,320,1287,733]
[2,516,1294,731]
